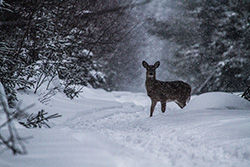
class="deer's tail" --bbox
[186,95,191,103]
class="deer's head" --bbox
[142,61,160,79]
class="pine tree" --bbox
[147,0,250,93]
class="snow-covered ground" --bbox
[1,88,250,167]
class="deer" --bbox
[142,61,191,117]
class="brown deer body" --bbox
[142,61,191,117]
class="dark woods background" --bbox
[1,0,250,104]
[148,0,250,93]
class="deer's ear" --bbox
[142,61,149,68]
[154,61,160,68]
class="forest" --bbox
[1,0,250,105]
[1,0,250,161]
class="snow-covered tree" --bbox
[148,0,250,93]
[0,0,150,103]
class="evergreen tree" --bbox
[1,0,149,102]
[148,0,250,93]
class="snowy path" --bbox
[67,92,250,167]
[1,88,250,167]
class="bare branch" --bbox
[81,0,152,16]
[0,82,28,155]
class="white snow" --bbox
[1,88,250,167]
[185,92,250,110]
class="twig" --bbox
[19,110,62,129]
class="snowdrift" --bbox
[1,88,250,167]
[185,92,250,111]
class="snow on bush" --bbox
[185,92,250,111]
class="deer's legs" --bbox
[175,101,185,109]
[150,100,157,117]
[161,101,166,113]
